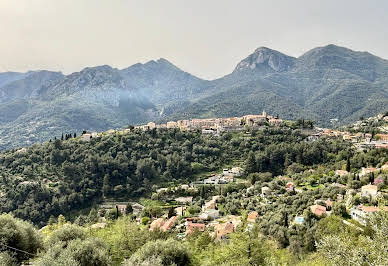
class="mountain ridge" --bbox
[0,44,387,150]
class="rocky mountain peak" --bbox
[234,47,296,73]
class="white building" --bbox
[361,184,378,198]
[199,209,220,220]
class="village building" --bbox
[286,182,294,192]
[147,122,156,130]
[325,199,333,210]
[160,216,178,232]
[199,209,220,220]
[247,211,259,223]
[81,132,92,141]
[361,184,378,198]
[350,205,388,225]
[269,118,283,126]
[157,187,168,193]
[335,170,349,177]
[186,222,206,235]
[150,218,165,231]
[261,186,271,197]
[202,199,217,211]
[360,167,379,177]
[375,134,388,142]
[175,196,193,204]
[175,206,186,217]
[310,205,327,217]
[215,222,235,240]
[167,121,178,129]
[132,203,145,215]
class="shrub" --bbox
[0,214,43,263]
[123,238,190,266]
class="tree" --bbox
[123,239,190,266]
[88,208,99,223]
[36,238,110,266]
[167,207,176,218]
[346,156,351,172]
[245,151,257,174]
[125,203,133,215]
[0,214,43,264]
[45,224,86,248]
[317,211,388,265]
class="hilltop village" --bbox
[134,111,283,134]
[82,112,388,240]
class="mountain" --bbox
[167,44,388,124]
[0,44,388,149]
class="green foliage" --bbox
[123,238,191,266]
[45,224,86,248]
[317,210,388,265]
[36,238,110,266]
[90,217,170,264]
[0,214,43,264]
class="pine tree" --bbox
[346,156,351,172]
[245,151,257,174]
[168,207,176,218]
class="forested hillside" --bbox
[1,125,387,226]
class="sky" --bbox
[0,0,388,80]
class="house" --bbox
[247,211,259,223]
[335,170,349,177]
[375,144,388,149]
[203,175,222,184]
[180,184,190,190]
[116,204,127,215]
[286,182,294,192]
[202,128,217,135]
[160,216,177,232]
[199,209,220,220]
[375,134,388,142]
[150,218,165,231]
[157,187,168,193]
[215,222,235,240]
[186,222,206,235]
[132,203,145,215]
[81,133,92,141]
[261,186,271,197]
[361,167,378,177]
[147,122,156,130]
[175,206,186,217]
[325,199,333,210]
[350,205,388,225]
[175,197,193,204]
[167,121,178,129]
[361,184,378,198]
[269,118,283,126]
[310,205,326,217]
[231,167,243,176]
[337,194,344,201]
[202,199,217,211]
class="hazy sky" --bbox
[1,0,388,79]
